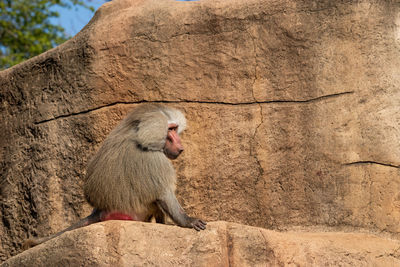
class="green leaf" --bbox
[0,0,100,69]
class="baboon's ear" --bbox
[130,120,141,132]
[135,110,169,151]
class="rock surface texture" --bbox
[3,221,400,267]
[1,0,400,263]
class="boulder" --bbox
[3,221,400,267]
[1,0,400,262]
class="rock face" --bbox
[1,0,400,262]
[3,221,400,267]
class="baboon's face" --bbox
[164,123,184,160]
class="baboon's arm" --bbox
[156,192,206,231]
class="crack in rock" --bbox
[34,91,354,125]
[344,161,400,169]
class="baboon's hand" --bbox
[189,217,207,231]
[155,197,207,231]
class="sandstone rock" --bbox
[1,0,400,262]
[2,221,400,267]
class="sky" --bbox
[51,1,107,38]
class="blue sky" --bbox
[51,1,107,37]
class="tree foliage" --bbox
[0,0,95,69]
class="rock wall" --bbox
[1,0,400,261]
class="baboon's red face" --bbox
[164,123,184,160]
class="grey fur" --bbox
[84,104,185,215]
[23,104,205,250]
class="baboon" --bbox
[23,104,206,249]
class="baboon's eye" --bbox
[168,123,178,132]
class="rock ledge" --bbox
[2,221,400,266]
